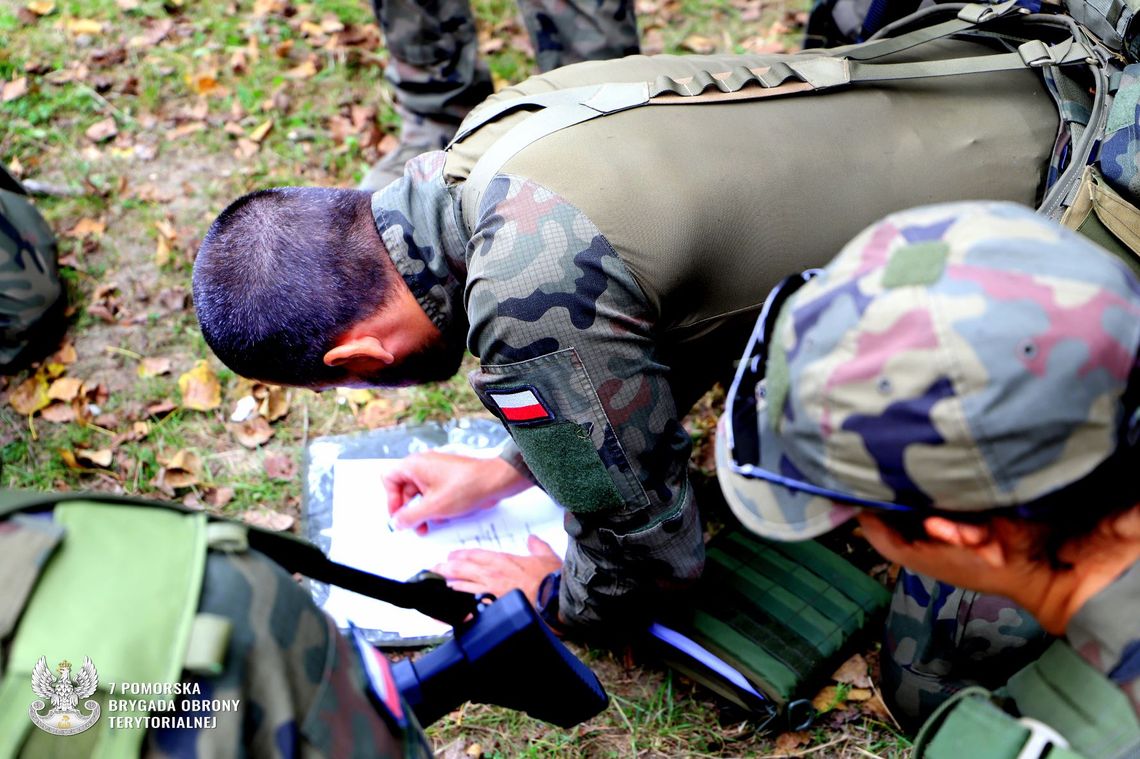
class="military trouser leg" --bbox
[515,0,640,73]
[373,0,641,123]
[373,0,494,124]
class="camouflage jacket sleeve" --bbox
[464,174,705,632]
[1065,560,1140,717]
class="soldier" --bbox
[0,164,66,373]
[192,4,1100,637]
[715,201,1140,753]
[360,0,640,191]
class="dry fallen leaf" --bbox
[75,447,113,468]
[138,356,172,377]
[812,685,844,713]
[773,731,810,753]
[66,18,104,35]
[285,59,318,79]
[154,234,170,266]
[832,653,874,689]
[860,689,897,725]
[248,118,273,143]
[27,0,55,15]
[232,416,273,448]
[680,34,717,54]
[203,486,235,508]
[178,360,222,411]
[264,452,296,480]
[10,374,50,415]
[258,385,289,422]
[66,217,105,238]
[2,77,28,103]
[46,376,84,402]
[186,71,225,97]
[357,397,405,429]
[51,342,78,364]
[162,449,202,488]
[145,399,177,418]
[234,138,259,159]
[85,117,117,144]
[41,402,76,423]
[241,509,294,532]
[845,688,874,702]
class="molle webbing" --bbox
[651,529,890,712]
[454,3,1107,233]
[915,641,1140,759]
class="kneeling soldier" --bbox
[717,201,1140,757]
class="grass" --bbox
[0,0,912,756]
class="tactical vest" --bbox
[443,0,1138,280]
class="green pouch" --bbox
[648,528,890,729]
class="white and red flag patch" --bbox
[487,388,554,424]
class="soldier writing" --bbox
[194,31,1070,636]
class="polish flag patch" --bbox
[488,387,554,424]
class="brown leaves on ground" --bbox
[84,117,118,143]
[178,360,221,411]
[155,449,203,492]
[264,452,296,480]
[2,77,28,102]
[241,508,295,531]
[138,356,172,378]
[66,217,106,238]
[9,373,50,415]
[232,416,274,448]
[831,653,873,689]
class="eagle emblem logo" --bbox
[29,656,100,736]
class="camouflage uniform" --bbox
[368,43,1059,631]
[373,0,639,124]
[716,201,1140,726]
[0,165,65,373]
[0,506,432,758]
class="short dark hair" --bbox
[192,187,391,386]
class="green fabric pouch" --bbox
[913,641,1140,759]
[0,501,207,759]
[648,528,890,729]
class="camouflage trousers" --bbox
[882,569,1052,732]
[371,0,640,123]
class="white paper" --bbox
[320,453,567,639]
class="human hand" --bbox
[383,451,529,534]
[431,536,562,604]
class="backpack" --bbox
[0,165,66,373]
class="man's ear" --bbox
[923,516,1006,568]
[323,335,395,368]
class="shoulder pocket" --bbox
[470,348,649,514]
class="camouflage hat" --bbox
[717,201,1140,541]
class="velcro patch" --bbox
[486,387,554,424]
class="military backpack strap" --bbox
[0,489,481,626]
[913,641,1140,759]
[456,3,1105,232]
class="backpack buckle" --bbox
[1019,39,1055,66]
[1015,717,1070,759]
